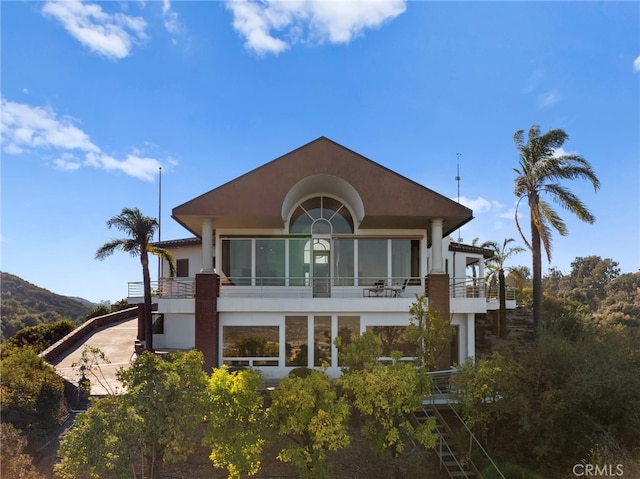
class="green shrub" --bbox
[0,348,65,440]
[288,366,313,378]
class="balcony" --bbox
[127,276,493,301]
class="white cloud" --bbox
[457,196,504,214]
[1,97,166,182]
[225,0,406,55]
[538,89,561,108]
[1,98,99,153]
[42,0,147,60]
[54,152,83,171]
[634,55,640,72]
[162,0,180,35]
[552,146,578,158]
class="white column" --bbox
[430,218,444,273]
[201,218,214,272]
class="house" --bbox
[128,137,510,378]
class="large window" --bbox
[256,239,285,286]
[367,326,414,357]
[314,316,331,367]
[391,239,420,282]
[285,316,308,367]
[289,239,309,286]
[222,326,279,365]
[334,239,354,286]
[358,239,387,286]
[222,240,251,285]
[290,196,353,234]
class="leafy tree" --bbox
[334,329,382,371]
[1,423,45,479]
[204,367,267,479]
[0,348,65,439]
[95,207,175,351]
[596,271,640,328]
[1,319,75,357]
[110,298,132,312]
[453,326,640,477]
[407,295,453,370]
[564,256,620,312]
[55,395,137,479]
[84,304,110,320]
[513,125,600,336]
[56,350,208,479]
[453,352,521,448]
[484,239,525,338]
[339,358,436,479]
[269,370,350,479]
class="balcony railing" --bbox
[219,277,423,299]
[486,284,516,302]
[127,276,512,301]
[128,278,195,299]
[449,277,485,299]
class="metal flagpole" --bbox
[455,153,462,242]
[158,167,162,280]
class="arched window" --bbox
[289,196,354,234]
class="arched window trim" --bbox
[287,194,355,235]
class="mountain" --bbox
[0,272,95,340]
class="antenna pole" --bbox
[455,153,461,204]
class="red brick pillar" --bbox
[427,273,452,369]
[195,273,219,373]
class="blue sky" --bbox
[1,1,639,304]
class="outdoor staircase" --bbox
[409,370,505,479]
[412,404,481,479]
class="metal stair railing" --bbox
[414,405,476,479]
[425,371,506,479]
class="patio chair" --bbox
[393,279,409,297]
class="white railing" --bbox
[486,284,516,302]
[449,277,485,299]
[219,276,422,299]
[128,276,507,302]
[128,278,195,299]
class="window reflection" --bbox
[367,326,414,357]
[286,316,308,367]
[314,316,331,367]
[223,326,279,358]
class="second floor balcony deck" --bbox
[127,276,510,302]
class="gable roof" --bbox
[172,137,473,237]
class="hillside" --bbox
[0,272,94,339]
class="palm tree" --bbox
[513,125,600,336]
[484,238,525,339]
[95,207,175,351]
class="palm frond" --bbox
[149,246,176,277]
[543,183,596,223]
[531,204,554,261]
[514,196,532,251]
[95,238,140,260]
[538,198,568,237]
